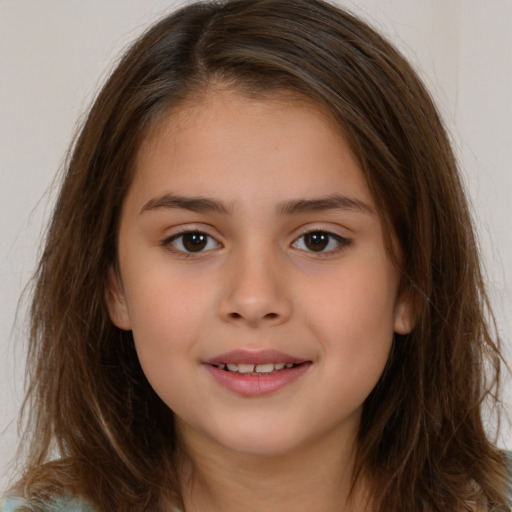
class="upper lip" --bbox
[203,349,307,365]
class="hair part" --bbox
[17,1,509,511]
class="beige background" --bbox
[1,0,511,490]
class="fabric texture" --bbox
[0,495,94,512]
[2,454,511,511]
[0,495,183,512]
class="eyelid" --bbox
[159,223,351,257]
[290,226,352,255]
[291,222,351,240]
[161,226,223,255]
[160,223,221,242]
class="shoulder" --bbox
[0,495,95,512]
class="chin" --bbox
[202,415,318,459]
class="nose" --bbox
[218,247,292,328]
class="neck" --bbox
[176,426,369,512]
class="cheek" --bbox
[308,283,395,419]
[126,282,204,412]
[306,265,397,333]
[123,275,211,375]
[301,260,397,377]
[125,260,213,331]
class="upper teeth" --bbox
[218,362,294,374]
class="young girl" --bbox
[2,0,510,511]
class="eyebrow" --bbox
[277,195,374,215]
[140,193,373,216]
[140,194,232,215]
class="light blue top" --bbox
[0,495,94,512]
[2,453,511,512]
[0,494,182,512]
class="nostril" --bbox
[227,311,279,321]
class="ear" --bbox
[393,288,415,335]
[105,267,132,330]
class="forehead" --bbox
[130,87,373,206]
[138,87,343,159]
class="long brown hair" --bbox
[16,0,509,510]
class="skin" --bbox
[107,87,413,512]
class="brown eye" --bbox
[168,232,220,253]
[182,233,207,252]
[292,231,348,253]
[304,232,329,251]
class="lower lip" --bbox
[204,363,312,396]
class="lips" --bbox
[215,362,298,375]
[203,349,311,396]
[204,349,306,366]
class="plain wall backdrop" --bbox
[1,0,511,491]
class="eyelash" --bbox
[162,229,351,256]
[162,230,221,255]
[291,231,351,255]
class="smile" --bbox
[212,362,299,375]
[203,350,311,396]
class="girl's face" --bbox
[107,89,412,459]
